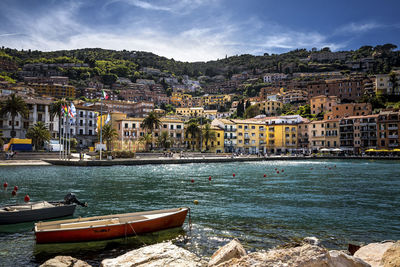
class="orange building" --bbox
[310,95,340,115]
[324,103,372,120]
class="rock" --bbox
[215,244,331,267]
[101,241,206,267]
[382,241,400,267]
[303,236,321,247]
[329,250,370,267]
[39,256,92,267]
[354,241,395,267]
[208,238,247,266]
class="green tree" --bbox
[244,104,260,119]
[26,121,51,150]
[139,133,152,151]
[141,112,161,150]
[0,94,29,138]
[185,121,200,151]
[100,124,118,151]
[202,123,216,151]
[157,131,174,149]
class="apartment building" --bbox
[324,102,372,120]
[68,106,98,148]
[232,119,266,154]
[0,96,57,139]
[375,72,400,95]
[308,120,339,152]
[202,94,231,107]
[211,118,237,153]
[263,73,287,83]
[310,95,340,115]
[257,100,283,116]
[176,107,204,117]
[307,78,365,101]
[377,111,400,149]
[29,83,76,99]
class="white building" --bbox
[263,73,287,83]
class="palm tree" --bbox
[141,112,161,150]
[157,131,174,149]
[139,133,152,151]
[0,94,29,138]
[185,121,200,151]
[202,123,217,151]
[26,121,51,150]
[49,99,68,138]
[99,124,118,151]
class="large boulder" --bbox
[354,241,395,267]
[39,256,91,267]
[214,244,331,267]
[382,241,400,267]
[101,242,206,267]
[208,238,247,266]
[329,250,370,267]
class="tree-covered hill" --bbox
[1,44,399,86]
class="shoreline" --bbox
[0,155,399,167]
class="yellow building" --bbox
[257,100,283,116]
[202,94,231,106]
[232,119,266,154]
[204,126,224,153]
[176,107,204,117]
[29,83,76,98]
[265,124,298,154]
[170,92,193,106]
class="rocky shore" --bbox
[39,237,400,267]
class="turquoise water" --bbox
[0,160,399,266]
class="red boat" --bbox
[34,207,189,244]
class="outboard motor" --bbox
[64,193,88,207]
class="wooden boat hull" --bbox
[35,207,189,244]
[0,202,76,225]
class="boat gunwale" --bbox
[34,207,188,233]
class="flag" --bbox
[105,113,110,124]
[102,90,109,100]
[63,105,68,116]
[69,103,76,118]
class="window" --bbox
[89,130,93,135]
[79,129,83,135]
[177,125,181,129]
[125,123,128,128]
[163,124,167,128]
[251,126,255,129]
[170,125,174,130]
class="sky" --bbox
[0,0,399,62]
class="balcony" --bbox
[388,126,398,130]
[389,143,399,147]
[389,135,399,139]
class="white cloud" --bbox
[0,0,346,61]
[335,22,383,34]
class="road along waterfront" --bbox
[0,159,399,266]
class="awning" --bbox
[320,148,330,152]
[332,148,342,152]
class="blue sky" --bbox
[0,0,399,62]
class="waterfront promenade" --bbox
[0,153,399,167]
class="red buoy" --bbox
[233,173,235,177]
[14,186,18,191]
[277,171,280,174]
[263,174,266,177]
[310,168,313,170]
[11,190,16,196]
[208,176,212,181]
[3,182,7,189]
[328,167,331,170]
[281,169,284,172]
[191,179,194,183]
[275,168,277,170]
[24,195,30,202]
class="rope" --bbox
[126,222,147,246]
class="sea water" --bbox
[0,159,399,266]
